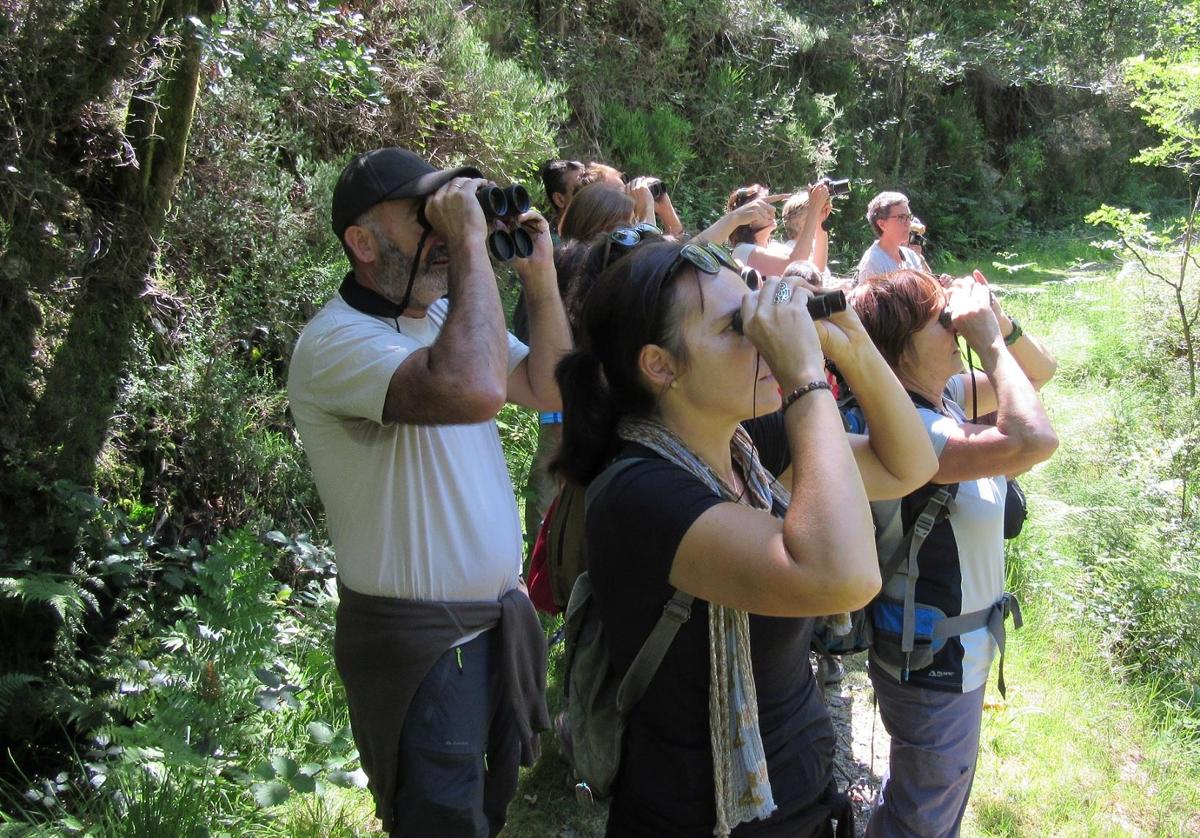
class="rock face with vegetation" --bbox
[0,0,1198,832]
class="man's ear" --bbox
[638,343,679,391]
[343,224,377,266]
[552,192,567,211]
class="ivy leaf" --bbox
[289,773,316,794]
[327,768,368,788]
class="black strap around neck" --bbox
[339,271,407,318]
[907,390,943,413]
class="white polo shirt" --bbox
[288,294,529,602]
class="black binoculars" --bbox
[646,179,667,200]
[478,185,533,261]
[909,232,927,248]
[417,184,534,262]
[477,184,530,220]
[729,289,847,334]
[823,178,851,198]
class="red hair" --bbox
[850,270,945,368]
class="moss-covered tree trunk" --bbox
[0,0,218,755]
[30,7,216,487]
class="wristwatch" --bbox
[1004,317,1024,346]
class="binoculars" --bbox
[822,177,851,198]
[417,183,534,262]
[478,184,533,261]
[647,179,667,200]
[729,288,847,334]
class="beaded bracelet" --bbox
[782,380,832,413]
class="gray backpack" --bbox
[557,458,693,804]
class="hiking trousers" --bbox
[390,630,521,838]
[866,669,986,838]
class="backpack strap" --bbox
[933,592,1023,698]
[877,484,955,586]
[615,591,694,715]
[898,486,955,678]
[583,456,694,717]
[583,457,645,509]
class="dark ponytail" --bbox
[552,238,695,484]
[552,349,621,484]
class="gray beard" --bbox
[375,239,449,308]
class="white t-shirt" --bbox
[856,241,924,281]
[781,240,834,285]
[869,376,1006,693]
[731,240,794,267]
[288,293,529,603]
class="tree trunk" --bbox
[0,0,219,759]
[29,6,216,489]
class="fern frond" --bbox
[0,575,94,622]
[0,672,40,720]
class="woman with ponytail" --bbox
[555,232,938,836]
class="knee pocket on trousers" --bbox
[397,747,486,832]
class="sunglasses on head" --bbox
[605,228,739,273]
[635,241,744,328]
[664,241,731,278]
[607,223,664,248]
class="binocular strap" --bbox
[397,227,432,314]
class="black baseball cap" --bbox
[331,147,483,240]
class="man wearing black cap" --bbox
[288,147,570,836]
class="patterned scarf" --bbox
[618,417,791,836]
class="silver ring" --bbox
[773,282,793,305]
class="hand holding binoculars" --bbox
[419,183,536,261]
[479,184,535,262]
[817,177,851,198]
[730,287,848,335]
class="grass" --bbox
[959,241,1200,837]
[966,600,1200,837]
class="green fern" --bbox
[0,575,93,624]
[0,672,40,720]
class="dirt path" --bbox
[505,653,889,837]
[820,653,888,836]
